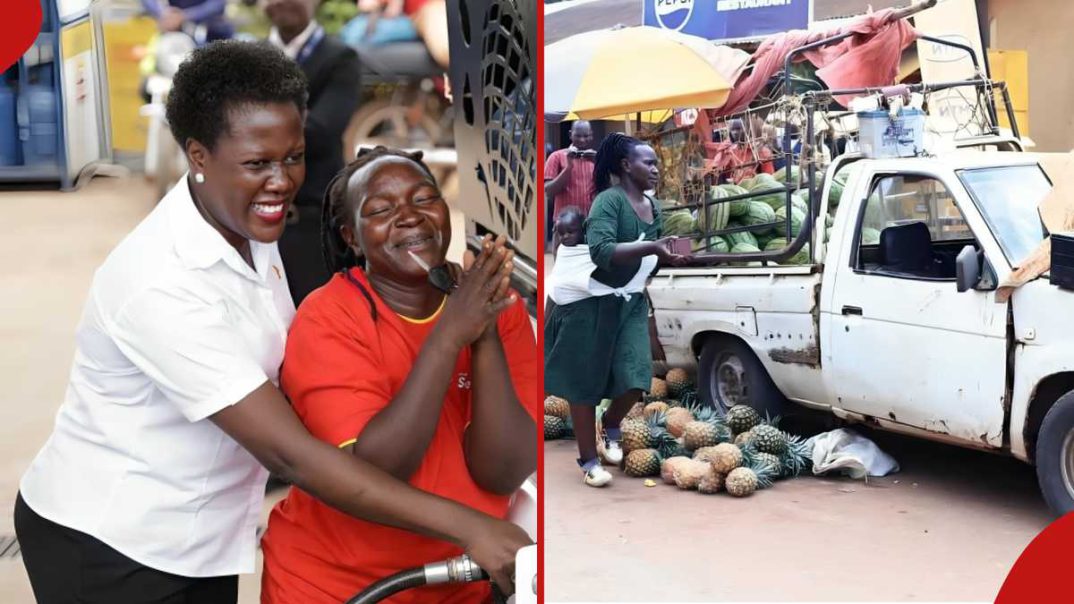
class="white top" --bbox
[268,21,319,61]
[546,239,657,306]
[20,176,296,577]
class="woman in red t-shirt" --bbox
[259,146,540,603]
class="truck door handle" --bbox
[841,305,863,316]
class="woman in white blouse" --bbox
[14,41,528,603]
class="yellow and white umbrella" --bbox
[545,26,749,122]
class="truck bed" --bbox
[647,264,829,405]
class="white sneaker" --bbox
[595,414,624,466]
[583,465,613,487]
[601,438,623,465]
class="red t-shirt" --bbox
[260,268,541,604]
[544,148,597,219]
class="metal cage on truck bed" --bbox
[675,27,1023,268]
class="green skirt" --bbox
[544,294,652,406]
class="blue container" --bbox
[0,80,18,166]
[18,82,57,165]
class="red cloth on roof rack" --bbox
[712,8,919,116]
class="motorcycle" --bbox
[345,475,537,604]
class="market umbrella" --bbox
[545,26,749,123]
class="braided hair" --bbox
[320,146,436,274]
[593,132,642,192]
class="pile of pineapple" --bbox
[546,368,814,498]
[544,395,573,440]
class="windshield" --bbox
[958,165,1052,266]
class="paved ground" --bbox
[0,173,464,603]
[544,417,1052,602]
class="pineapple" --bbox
[624,449,662,477]
[665,368,692,397]
[692,446,722,463]
[710,442,743,474]
[726,405,762,435]
[779,434,813,478]
[751,424,789,455]
[622,414,673,455]
[620,418,649,453]
[734,430,755,447]
[660,456,691,485]
[697,466,725,494]
[644,401,669,418]
[665,407,694,438]
[682,407,731,450]
[544,396,570,420]
[725,467,760,497]
[625,402,645,420]
[755,452,782,476]
[726,453,779,496]
[650,377,669,399]
[672,459,710,490]
[544,415,566,440]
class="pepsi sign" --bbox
[643,0,812,43]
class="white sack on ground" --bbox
[808,428,899,479]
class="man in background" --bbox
[266,0,363,307]
[544,121,598,248]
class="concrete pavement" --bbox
[544,422,1051,602]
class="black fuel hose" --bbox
[343,568,427,604]
[343,555,489,604]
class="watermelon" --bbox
[827,168,850,208]
[775,205,806,237]
[718,184,752,217]
[725,224,759,249]
[693,235,729,254]
[791,190,809,214]
[764,239,811,264]
[862,227,881,245]
[662,210,696,236]
[764,237,790,252]
[825,214,834,229]
[750,173,780,191]
[730,242,761,254]
[773,165,801,187]
[755,232,776,250]
[746,173,786,211]
[700,184,734,231]
[742,202,777,234]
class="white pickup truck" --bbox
[648,149,1074,514]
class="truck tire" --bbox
[698,336,785,418]
[1035,391,1074,515]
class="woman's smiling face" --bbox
[342,157,451,281]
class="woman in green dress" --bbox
[544,133,687,487]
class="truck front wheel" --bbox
[1035,391,1074,515]
[698,336,784,418]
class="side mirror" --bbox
[956,245,981,293]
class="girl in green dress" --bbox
[544,133,687,487]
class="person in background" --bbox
[722,118,774,183]
[266,0,363,308]
[141,0,234,42]
[544,120,598,221]
[544,133,686,488]
[353,0,450,67]
[772,123,801,173]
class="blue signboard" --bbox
[643,0,812,42]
